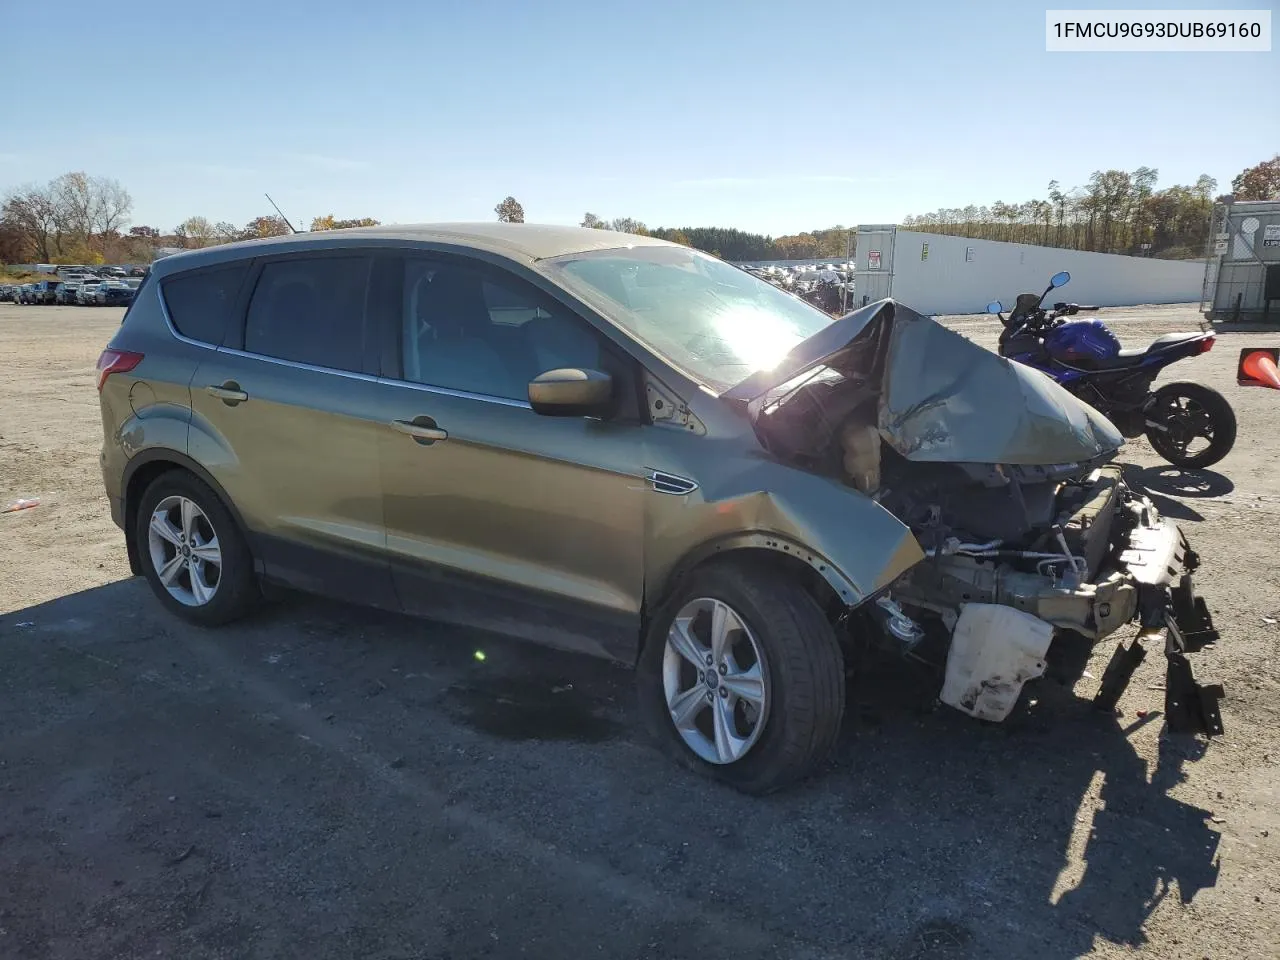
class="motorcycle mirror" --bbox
[1050,271,1070,288]
[986,301,1003,314]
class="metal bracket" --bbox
[644,380,705,435]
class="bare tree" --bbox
[1,185,61,261]
[48,172,133,245]
[177,216,218,248]
[608,217,648,235]
[494,196,525,223]
[91,176,133,239]
[50,172,94,238]
[580,212,606,228]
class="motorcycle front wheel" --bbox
[1144,381,1237,469]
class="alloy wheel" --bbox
[147,495,222,606]
[662,597,770,764]
[1154,394,1214,459]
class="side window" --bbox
[161,263,248,346]
[401,260,603,402]
[244,257,369,372]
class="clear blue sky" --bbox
[1,0,1274,235]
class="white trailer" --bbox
[852,227,1204,316]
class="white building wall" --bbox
[855,228,1204,315]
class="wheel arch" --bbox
[122,449,257,577]
[639,534,855,665]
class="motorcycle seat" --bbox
[1144,331,1206,352]
[1083,332,1205,369]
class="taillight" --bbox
[96,349,144,391]
[1198,336,1215,355]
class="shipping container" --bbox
[1201,199,1280,323]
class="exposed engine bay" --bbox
[743,301,1224,735]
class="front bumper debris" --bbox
[888,467,1224,733]
[1092,529,1224,735]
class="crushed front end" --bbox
[738,299,1224,734]
[882,462,1223,735]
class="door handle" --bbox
[391,419,448,444]
[206,382,248,405]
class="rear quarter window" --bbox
[160,263,250,345]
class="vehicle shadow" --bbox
[840,651,1220,956]
[0,580,1222,959]
[1125,464,1234,499]
[1121,463,1234,522]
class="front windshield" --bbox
[545,245,835,393]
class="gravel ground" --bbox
[1,302,1278,960]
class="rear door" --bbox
[373,253,648,662]
[184,251,398,608]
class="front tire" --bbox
[1145,381,1237,469]
[135,471,259,625]
[638,561,846,794]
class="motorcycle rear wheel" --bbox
[1145,381,1236,469]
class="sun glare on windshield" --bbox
[710,304,808,373]
[548,246,832,392]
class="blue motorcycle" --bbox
[990,271,1236,469]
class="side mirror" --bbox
[986,301,1003,314]
[1050,271,1070,288]
[528,368,614,418]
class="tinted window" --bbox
[402,260,602,401]
[245,257,369,372]
[162,264,249,346]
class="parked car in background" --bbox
[17,284,37,304]
[94,281,135,306]
[77,280,104,305]
[0,284,15,302]
[34,280,64,304]
[56,282,82,305]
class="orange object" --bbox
[2,498,40,513]
[1240,349,1280,390]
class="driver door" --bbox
[374,255,649,663]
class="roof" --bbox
[148,223,673,276]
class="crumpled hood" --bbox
[723,299,1123,465]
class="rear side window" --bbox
[244,257,369,372]
[161,264,249,345]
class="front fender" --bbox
[646,459,924,609]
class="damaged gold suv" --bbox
[98,224,1223,793]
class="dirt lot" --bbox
[2,303,1278,960]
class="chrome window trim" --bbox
[215,345,383,384]
[381,378,534,409]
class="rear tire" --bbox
[135,471,259,626]
[1145,381,1236,469]
[637,560,846,794]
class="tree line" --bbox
[901,155,1278,260]
[0,172,382,265]
[498,197,853,261]
[5,155,1274,268]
